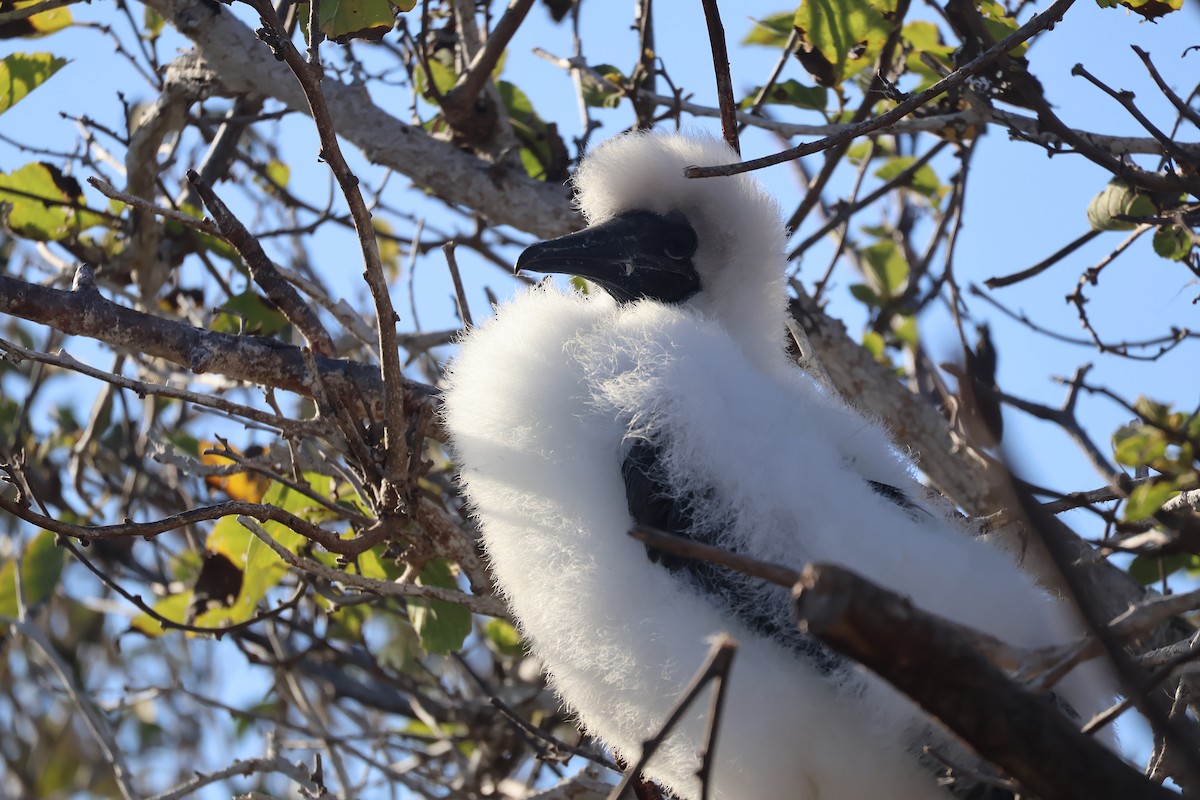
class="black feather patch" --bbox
[621,437,843,675]
[867,480,929,520]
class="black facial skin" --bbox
[516,210,700,304]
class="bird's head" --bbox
[517,132,790,367]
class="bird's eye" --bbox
[662,225,697,261]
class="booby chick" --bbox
[442,132,1105,800]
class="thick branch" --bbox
[0,271,438,418]
[142,0,578,239]
[794,563,1174,800]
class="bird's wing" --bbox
[622,435,846,674]
[866,480,930,520]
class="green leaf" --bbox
[1152,224,1191,261]
[0,161,102,241]
[0,52,67,115]
[0,0,72,37]
[202,476,334,625]
[740,79,827,111]
[1188,414,1200,442]
[581,64,625,109]
[263,159,290,190]
[143,7,166,38]
[902,21,954,89]
[373,218,402,279]
[1112,424,1166,468]
[0,530,65,624]
[1098,0,1182,19]
[129,592,191,636]
[1127,552,1193,585]
[874,155,945,204]
[861,330,886,360]
[414,52,457,99]
[849,283,879,306]
[863,239,909,296]
[973,0,1027,57]
[1124,480,1178,522]
[317,0,393,42]
[409,559,471,655]
[794,0,896,86]
[1133,397,1178,428]
[742,13,796,47]
[846,141,876,164]
[211,291,290,337]
[352,545,392,581]
[498,80,564,181]
[1086,179,1156,231]
[893,314,918,349]
[485,618,525,657]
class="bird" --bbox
[441,132,1107,800]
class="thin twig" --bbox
[89,176,222,236]
[740,28,800,126]
[1070,63,1194,167]
[237,517,507,616]
[148,755,322,800]
[247,0,411,503]
[1131,45,1200,131]
[0,489,384,556]
[606,635,738,800]
[984,229,1103,289]
[685,0,1079,178]
[698,0,738,155]
[532,48,1197,158]
[187,169,337,356]
[789,141,949,260]
[630,525,798,587]
[442,242,475,328]
[0,0,79,23]
[0,336,321,436]
[445,0,535,112]
[12,619,141,800]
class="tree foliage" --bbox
[0,0,1198,797]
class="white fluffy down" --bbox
[442,132,1106,800]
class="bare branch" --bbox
[0,269,442,433]
[187,169,337,356]
[536,48,1198,159]
[244,0,413,509]
[698,0,738,155]
[11,620,141,800]
[445,0,535,114]
[607,635,737,800]
[143,0,578,238]
[794,562,1176,800]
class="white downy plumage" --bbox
[442,132,1105,800]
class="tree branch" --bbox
[685,0,1079,178]
[794,563,1175,800]
[142,0,578,238]
[187,169,336,356]
[699,0,738,155]
[0,268,439,422]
